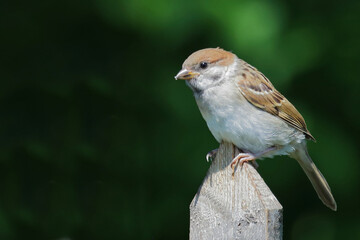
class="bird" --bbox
[175,47,337,211]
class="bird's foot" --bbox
[206,148,218,162]
[231,152,256,169]
[231,146,278,170]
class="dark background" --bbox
[1,0,360,239]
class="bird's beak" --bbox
[174,69,199,80]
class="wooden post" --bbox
[190,142,283,240]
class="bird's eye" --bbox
[200,62,208,69]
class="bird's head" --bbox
[175,48,236,94]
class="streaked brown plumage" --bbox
[175,47,336,210]
[236,60,315,141]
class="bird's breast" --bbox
[195,83,302,154]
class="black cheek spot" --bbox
[212,74,221,81]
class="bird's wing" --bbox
[235,63,315,141]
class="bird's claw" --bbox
[206,149,218,162]
[230,152,256,168]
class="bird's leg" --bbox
[206,148,218,162]
[231,146,277,169]
[231,152,255,168]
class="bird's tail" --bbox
[291,143,337,211]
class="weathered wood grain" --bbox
[190,142,283,240]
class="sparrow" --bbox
[175,47,337,211]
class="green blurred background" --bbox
[1,0,360,239]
